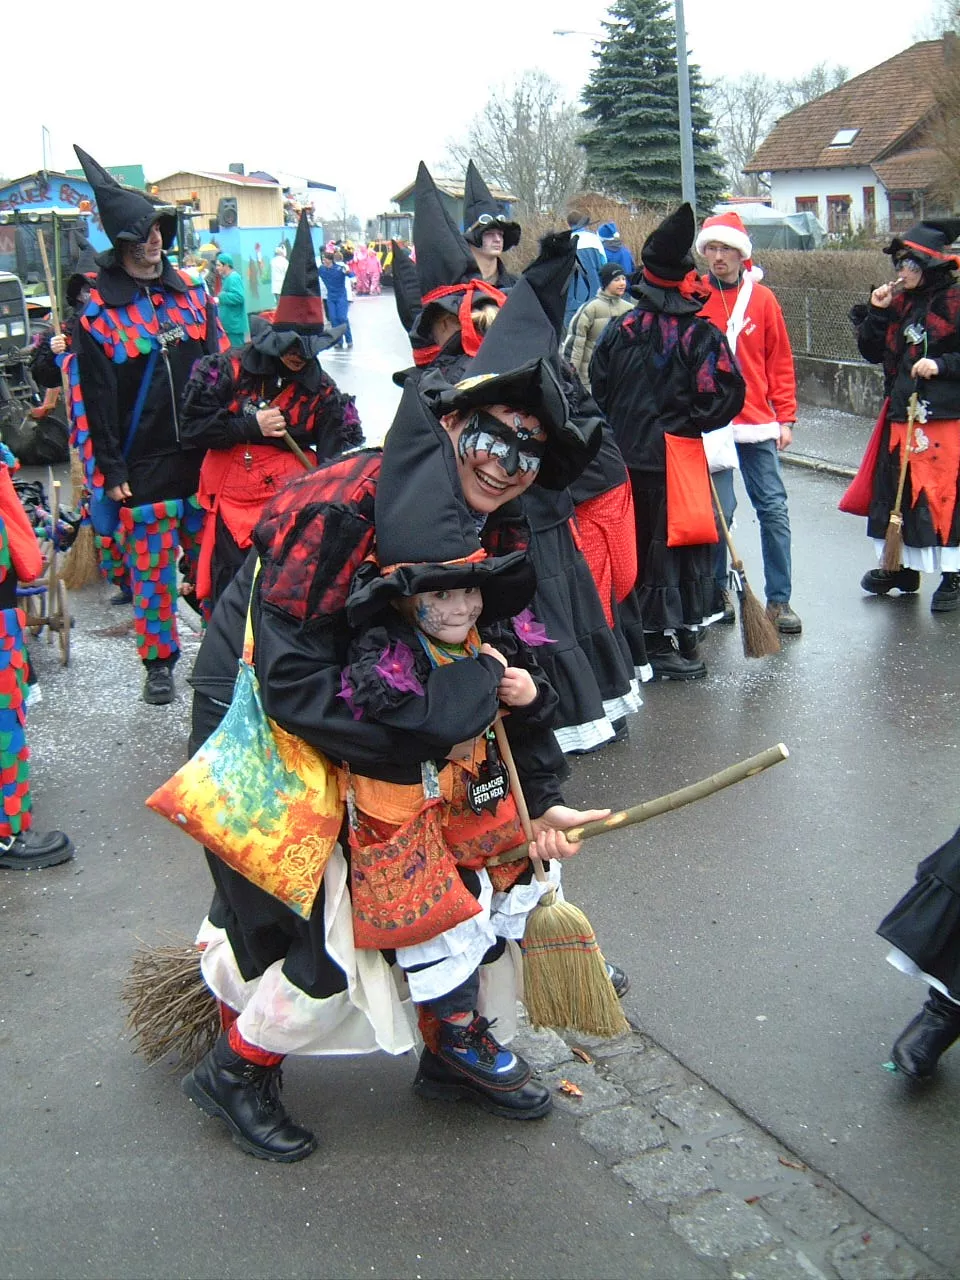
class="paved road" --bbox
[2,294,957,1278]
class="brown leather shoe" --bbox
[765,601,802,634]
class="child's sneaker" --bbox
[413,1014,552,1119]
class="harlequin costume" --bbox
[0,444,74,870]
[181,212,361,609]
[591,204,746,680]
[70,146,227,703]
[848,219,960,612]
[183,333,602,1159]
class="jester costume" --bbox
[71,145,226,702]
[0,445,73,869]
[181,212,362,609]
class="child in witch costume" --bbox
[181,212,361,610]
[337,457,565,1110]
[878,824,960,1079]
[850,219,960,613]
[591,204,745,681]
[69,145,227,704]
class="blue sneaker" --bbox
[414,1014,551,1119]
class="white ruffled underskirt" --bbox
[885,946,960,1005]
[871,539,960,573]
[197,845,560,1054]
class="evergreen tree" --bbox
[580,0,725,211]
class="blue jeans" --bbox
[712,439,792,604]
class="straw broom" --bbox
[492,718,630,1039]
[36,233,98,589]
[709,475,780,659]
[880,391,919,572]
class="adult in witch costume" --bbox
[850,220,960,612]
[183,337,607,1160]
[591,205,745,680]
[70,145,227,704]
[391,162,507,383]
[461,160,519,289]
[181,212,361,610]
[877,823,960,1079]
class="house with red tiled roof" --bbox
[745,38,954,236]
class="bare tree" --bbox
[913,0,958,39]
[925,29,960,207]
[444,70,586,216]
[707,73,782,195]
[778,62,849,113]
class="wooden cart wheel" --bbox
[56,578,71,666]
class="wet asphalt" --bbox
[2,294,958,1278]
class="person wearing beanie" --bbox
[696,210,802,635]
[564,262,632,392]
[562,208,607,329]
[180,212,362,610]
[69,144,228,705]
[461,160,520,288]
[598,222,635,277]
[591,204,746,681]
[849,219,960,612]
[215,254,247,348]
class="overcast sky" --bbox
[4,0,940,225]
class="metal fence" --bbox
[774,288,867,363]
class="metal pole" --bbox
[674,0,697,211]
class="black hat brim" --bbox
[345,549,535,628]
[464,220,522,252]
[252,324,345,358]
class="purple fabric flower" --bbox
[374,641,424,696]
[512,609,555,647]
[337,666,363,720]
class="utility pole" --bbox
[674,0,697,211]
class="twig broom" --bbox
[121,938,220,1065]
[709,475,780,658]
[492,718,629,1038]
[880,391,919,572]
[36,233,98,589]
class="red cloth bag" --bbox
[664,433,719,547]
[839,398,889,517]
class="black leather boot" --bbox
[182,1032,317,1161]
[647,633,707,681]
[413,1014,552,1119]
[891,988,960,1079]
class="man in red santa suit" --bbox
[697,211,802,635]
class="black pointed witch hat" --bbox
[257,211,341,357]
[345,378,534,626]
[462,161,521,251]
[885,218,960,269]
[418,245,601,490]
[390,239,423,333]
[66,234,100,307]
[640,202,696,283]
[73,145,177,249]
[517,229,577,342]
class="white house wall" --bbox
[767,167,891,230]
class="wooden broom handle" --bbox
[486,744,789,866]
[708,472,743,570]
[282,430,315,470]
[492,716,548,883]
[891,392,918,516]
[37,233,72,408]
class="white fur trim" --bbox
[696,218,752,260]
[732,420,781,444]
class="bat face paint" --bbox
[457,410,546,478]
[410,587,483,644]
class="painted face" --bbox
[894,255,924,291]
[407,587,483,644]
[702,241,744,284]
[444,404,547,514]
[130,221,163,268]
[280,349,308,371]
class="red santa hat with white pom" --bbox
[695,211,763,280]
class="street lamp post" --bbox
[674,0,697,210]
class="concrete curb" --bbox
[515,1017,945,1280]
[781,453,857,481]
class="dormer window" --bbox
[829,128,859,147]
